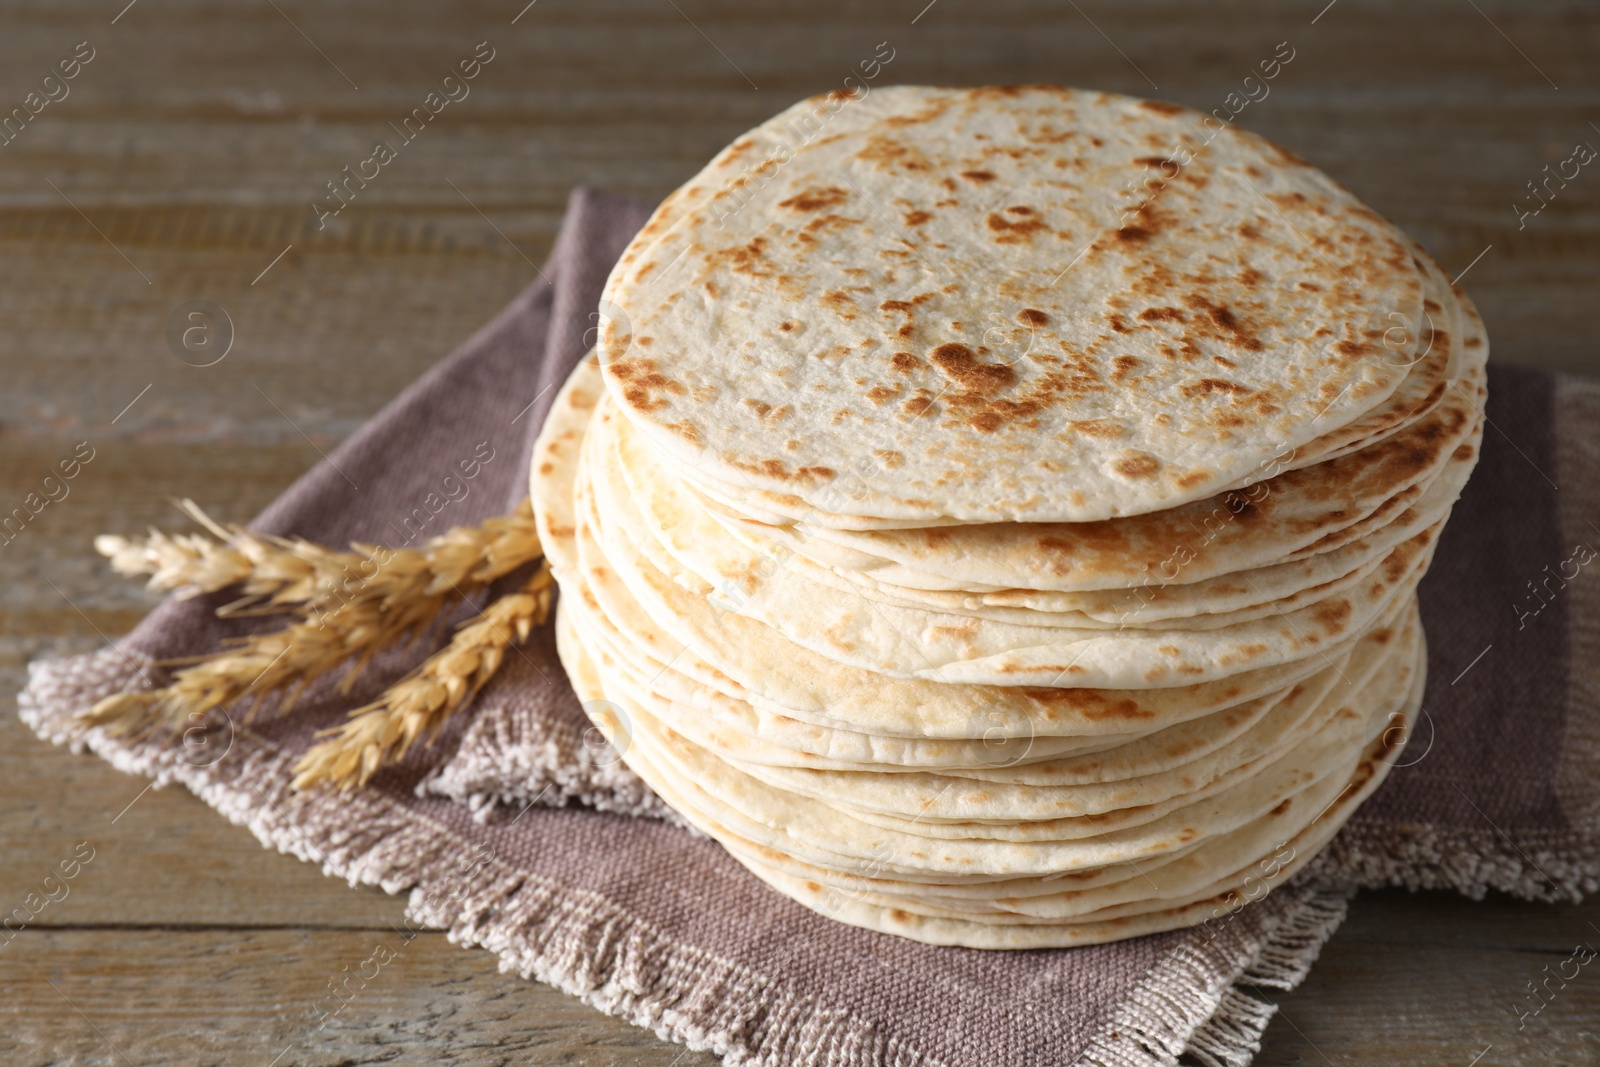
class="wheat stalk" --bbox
[291,562,555,791]
[82,605,388,734]
[97,498,540,615]
[83,499,545,739]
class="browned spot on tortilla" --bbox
[903,390,936,417]
[1181,377,1252,400]
[866,384,902,405]
[1139,306,1185,323]
[664,420,700,444]
[904,209,932,226]
[612,357,687,413]
[928,343,1016,394]
[1141,99,1185,116]
[1017,308,1050,326]
[820,289,858,317]
[777,186,849,212]
[1226,643,1269,664]
[1019,688,1156,722]
[874,449,904,469]
[706,235,771,278]
[890,351,921,373]
[854,135,932,172]
[1113,452,1161,479]
[986,211,1050,244]
[1070,419,1124,439]
[797,214,860,250]
[779,321,797,332]
[1184,295,1265,351]
[960,169,996,182]
[1270,799,1293,817]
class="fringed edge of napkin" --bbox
[412,680,686,827]
[18,646,1600,1067]
[1080,883,1352,1067]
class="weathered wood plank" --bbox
[0,928,721,1066]
[1258,914,1600,1066]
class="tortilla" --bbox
[599,86,1427,525]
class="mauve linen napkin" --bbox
[19,188,1600,1067]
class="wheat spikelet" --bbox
[291,562,555,791]
[95,529,258,601]
[97,500,363,612]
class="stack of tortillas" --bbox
[531,86,1488,948]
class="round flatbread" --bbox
[600,86,1427,525]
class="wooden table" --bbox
[3,2,1598,1063]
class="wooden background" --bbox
[3,1,1599,1063]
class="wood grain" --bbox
[2,927,717,1066]
[2,1,1598,1063]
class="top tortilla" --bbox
[599,85,1425,524]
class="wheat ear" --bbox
[290,562,556,791]
[82,603,392,734]
[97,498,539,616]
